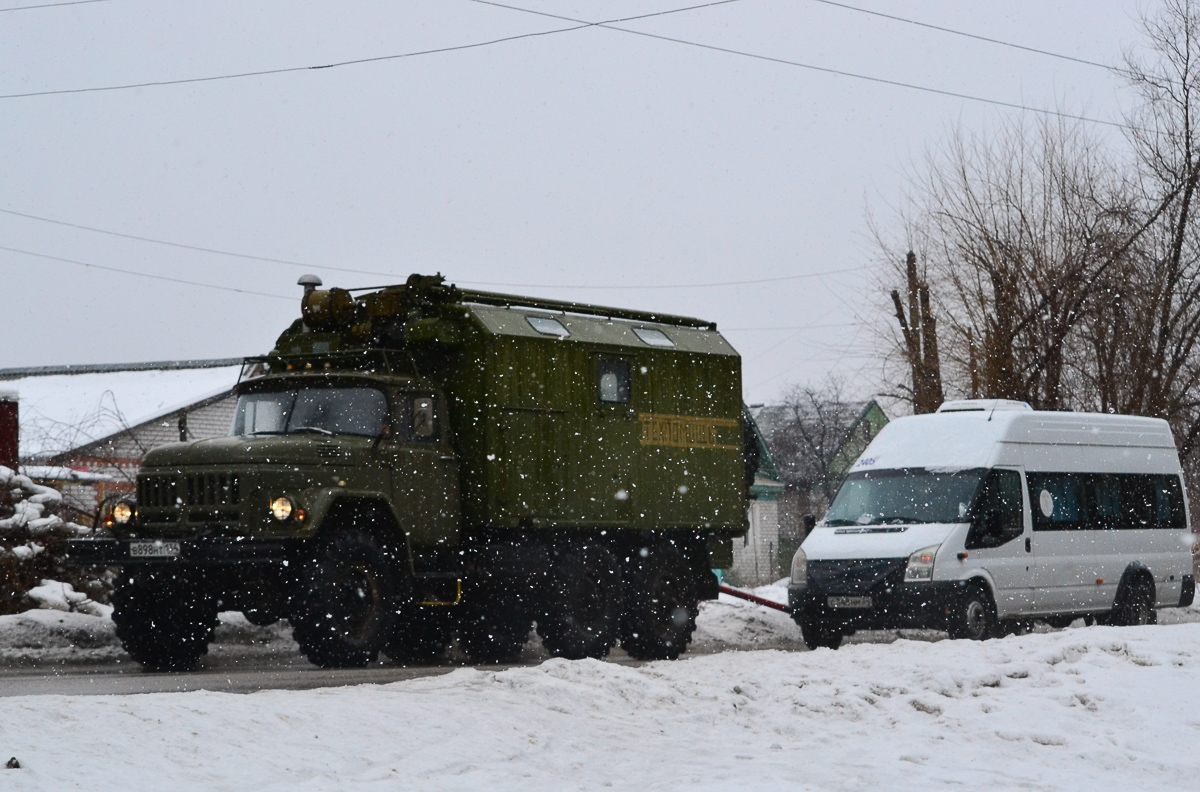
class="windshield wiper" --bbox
[248,430,286,436]
[290,426,335,436]
[870,515,923,525]
[823,519,858,527]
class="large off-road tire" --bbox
[947,582,996,640]
[537,544,622,660]
[799,615,844,650]
[112,568,218,671]
[290,530,396,668]
[619,543,698,661]
[1112,579,1157,626]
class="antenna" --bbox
[297,274,322,295]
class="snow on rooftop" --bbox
[7,365,241,458]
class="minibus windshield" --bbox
[824,467,987,526]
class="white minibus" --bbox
[788,400,1196,649]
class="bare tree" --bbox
[769,379,865,504]
[878,113,1137,410]
[1115,0,1200,464]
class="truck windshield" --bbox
[823,467,987,526]
[231,387,388,438]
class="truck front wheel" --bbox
[538,545,622,660]
[619,543,698,660]
[291,530,396,668]
[112,568,219,671]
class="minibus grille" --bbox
[808,558,907,595]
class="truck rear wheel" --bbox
[112,568,218,671]
[619,543,698,660]
[538,545,622,660]
[291,530,396,668]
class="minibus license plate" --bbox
[828,596,872,609]
[129,541,181,558]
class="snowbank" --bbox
[0,466,88,539]
[2,623,1199,790]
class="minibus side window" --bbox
[1086,475,1124,530]
[965,469,1024,549]
[1028,473,1085,531]
[1155,475,1186,529]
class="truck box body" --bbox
[266,282,748,539]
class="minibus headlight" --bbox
[790,547,808,585]
[904,544,940,582]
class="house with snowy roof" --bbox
[0,359,244,519]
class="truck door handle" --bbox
[439,455,456,462]
[1025,537,1032,553]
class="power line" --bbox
[0,204,869,290]
[0,206,405,279]
[0,0,110,12]
[468,0,1132,131]
[722,321,861,331]
[0,0,744,101]
[808,0,1123,75]
[0,244,294,301]
[457,265,870,290]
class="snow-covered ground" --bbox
[3,619,1200,790]
[2,582,1200,790]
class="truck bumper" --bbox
[67,538,292,566]
[788,579,964,631]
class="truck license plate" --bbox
[828,596,872,609]
[129,541,181,558]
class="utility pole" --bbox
[891,251,944,413]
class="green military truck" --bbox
[70,274,754,670]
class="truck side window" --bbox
[410,396,438,441]
[965,469,1024,549]
[598,359,631,404]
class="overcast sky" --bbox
[0,0,1144,404]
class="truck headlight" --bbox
[904,545,940,582]
[790,547,808,585]
[270,496,294,522]
[111,501,134,525]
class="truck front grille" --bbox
[139,473,241,508]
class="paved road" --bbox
[0,635,671,698]
[7,606,1189,698]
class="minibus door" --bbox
[964,467,1034,617]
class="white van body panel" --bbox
[805,409,1193,623]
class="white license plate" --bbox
[828,596,872,609]
[129,541,181,558]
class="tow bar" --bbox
[718,584,793,614]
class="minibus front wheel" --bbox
[947,582,997,641]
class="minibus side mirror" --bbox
[803,514,816,535]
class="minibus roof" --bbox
[851,410,1176,472]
